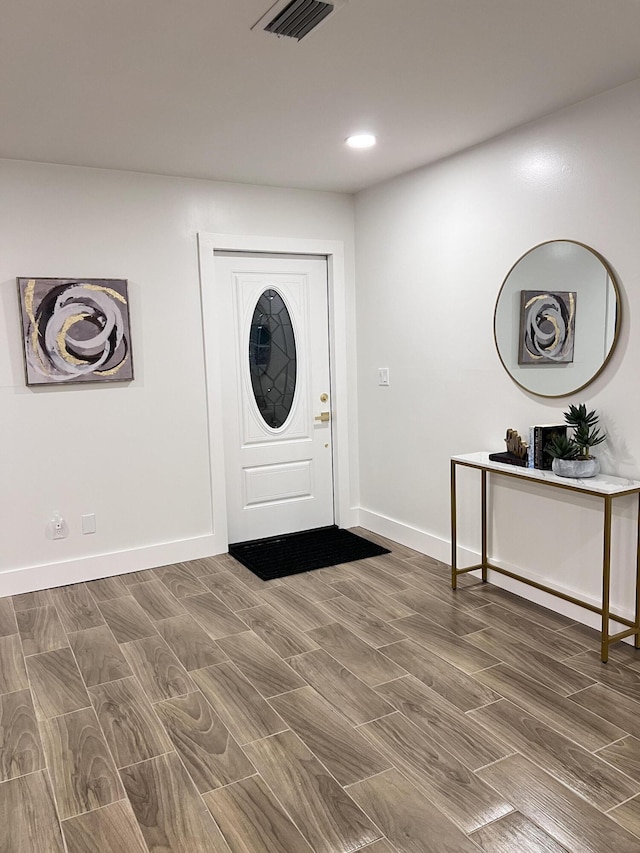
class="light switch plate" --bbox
[378,367,390,386]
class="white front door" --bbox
[215,253,334,543]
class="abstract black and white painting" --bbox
[518,290,576,364]
[18,278,134,385]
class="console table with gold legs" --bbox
[450,452,640,662]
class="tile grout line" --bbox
[14,604,64,663]
[343,766,394,790]
[115,672,262,853]
[59,600,178,837]
[246,726,388,850]
[594,734,629,753]
[89,579,235,853]
[472,751,519,773]
[9,608,53,790]
[287,640,413,692]
[10,590,72,852]
[44,764,72,853]
[60,615,138,811]
[116,748,180,773]
[0,766,50,787]
[474,742,640,820]
[605,791,640,814]
[159,738,235,853]
[371,674,410,689]
[354,711,399,729]
[58,799,150,853]
[462,590,582,634]
[471,684,637,758]
[196,769,260,797]
[237,726,291,748]
[50,584,106,636]
[464,698,504,714]
[11,568,201,852]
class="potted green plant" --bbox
[546,403,606,478]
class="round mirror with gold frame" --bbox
[494,240,621,398]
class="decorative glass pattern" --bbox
[249,289,297,429]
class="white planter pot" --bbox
[552,456,600,479]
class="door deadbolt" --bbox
[320,393,328,402]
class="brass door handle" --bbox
[314,411,330,423]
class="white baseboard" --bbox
[5,507,637,644]
[356,507,635,635]
[358,508,473,564]
[0,533,226,597]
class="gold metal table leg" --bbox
[481,469,488,583]
[451,460,457,590]
[601,495,613,663]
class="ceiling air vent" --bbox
[253,0,347,42]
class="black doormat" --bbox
[228,525,390,581]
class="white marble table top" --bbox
[452,452,640,496]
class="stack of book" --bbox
[528,424,567,470]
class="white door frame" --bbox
[198,232,355,553]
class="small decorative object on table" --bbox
[546,403,606,478]
[489,428,529,467]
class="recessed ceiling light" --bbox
[345,133,376,149]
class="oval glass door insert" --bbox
[249,288,297,429]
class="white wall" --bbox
[4,78,640,623]
[355,78,640,626]
[0,160,355,594]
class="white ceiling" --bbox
[2,0,640,193]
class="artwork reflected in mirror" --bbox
[518,290,576,364]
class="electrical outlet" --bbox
[46,511,69,540]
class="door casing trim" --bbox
[198,232,355,552]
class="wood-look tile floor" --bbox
[2,529,640,851]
